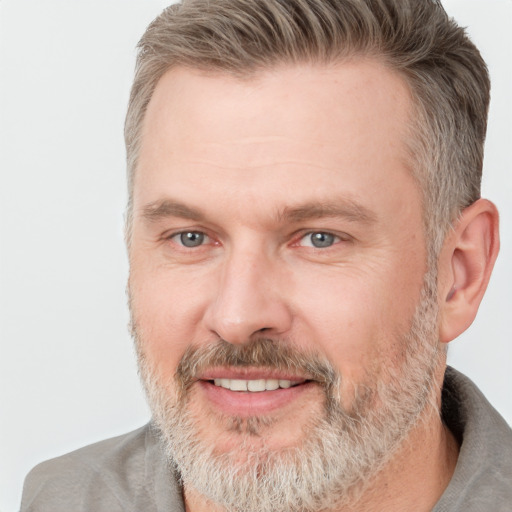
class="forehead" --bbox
[134,61,417,223]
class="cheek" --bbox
[295,281,383,379]
[290,261,423,381]
[129,265,212,379]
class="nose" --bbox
[203,246,293,345]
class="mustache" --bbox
[174,338,340,400]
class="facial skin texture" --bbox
[129,62,459,511]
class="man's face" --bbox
[129,62,441,509]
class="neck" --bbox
[183,408,459,512]
[335,407,459,512]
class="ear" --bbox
[438,199,500,343]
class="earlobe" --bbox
[438,199,500,343]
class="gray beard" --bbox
[132,268,443,512]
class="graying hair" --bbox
[125,0,490,261]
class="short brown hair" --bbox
[125,0,490,259]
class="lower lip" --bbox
[198,380,317,416]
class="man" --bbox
[21,0,511,511]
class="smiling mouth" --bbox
[210,378,307,392]
[197,374,318,416]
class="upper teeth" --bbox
[213,378,298,392]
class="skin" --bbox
[129,61,499,511]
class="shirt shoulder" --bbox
[434,367,512,512]
[20,424,179,512]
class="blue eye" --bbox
[176,231,207,247]
[300,232,339,248]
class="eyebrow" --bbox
[141,198,377,225]
[278,200,377,225]
[142,200,206,223]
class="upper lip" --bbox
[196,367,311,382]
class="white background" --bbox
[0,1,510,511]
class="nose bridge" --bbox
[204,240,291,344]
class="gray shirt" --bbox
[20,367,512,511]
